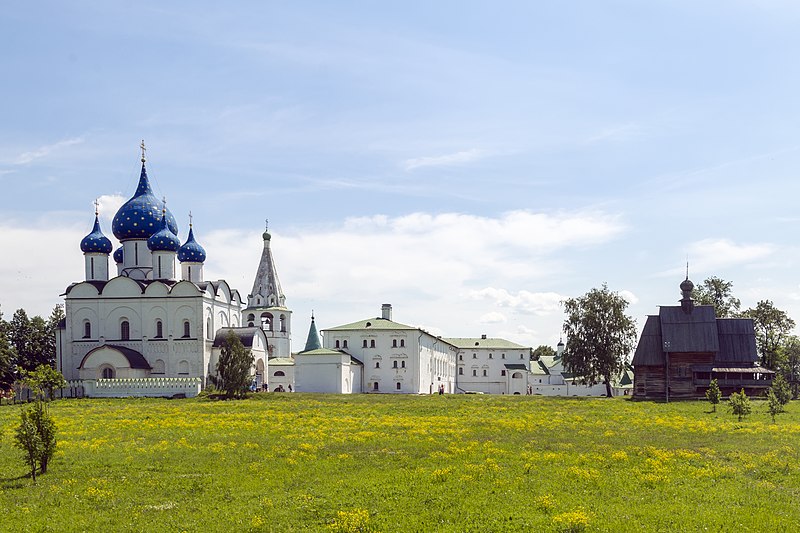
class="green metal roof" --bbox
[443,337,529,350]
[304,316,322,351]
[269,357,295,366]
[323,317,418,331]
[296,348,345,356]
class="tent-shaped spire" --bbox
[247,222,285,308]
[304,314,322,352]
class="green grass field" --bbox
[1,394,799,532]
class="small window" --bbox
[392,339,397,348]
[280,315,286,333]
[375,362,380,369]
[501,370,506,376]
[401,361,406,368]
[183,321,191,338]
[370,339,376,348]
[373,382,379,391]
[207,318,212,339]
[83,321,91,339]
[472,353,477,359]
[472,369,477,377]
[520,353,524,360]
[120,320,130,341]
[363,339,368,348]
[489,353,493,359]
[400,339,405,347]
[247,313,255,322]
[155,320,163,338]
[274,370,286,377]
[459,368,463,375]
[501,353,506,359]
[343,340,348,348]
[396,382,401,390]
[483,369,488,377]
[335,340,341,348]
[393,361,398,369]
[459,354,463,361]
[102,367,114,379]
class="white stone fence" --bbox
[62,378,202,398]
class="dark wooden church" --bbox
[632,277,774,400]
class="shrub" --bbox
[728,388,752,421]
[705,379,722,412]
[771,373,791,408]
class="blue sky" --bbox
[2,1,800,350]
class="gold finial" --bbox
[162,196,167,215]
[140,140,147,163]
[94,198,99,216]
[189,210,193,228]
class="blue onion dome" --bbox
[178,225,206,263]
[147,210,181,252]
[80,214,113,254]
[113,246,124,263]
[112,162,178,241]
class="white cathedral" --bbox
[56,146,551,398]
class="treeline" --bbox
[694,276,800,397]
[0,305,65,389]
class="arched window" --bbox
[335,340,340,348]
[375,361,380,369]
[183,321,191,338]
[459,354,463,361]
[483,369,488,377]
[152,359,165,374]
[400,339,405,347]
[459,367,464,375]
[178,360,190,375]
[155,320,163,338]
[489,353,493,359]
[207,318,212,339]
[396,382,401,390]
[363,339,368,348]
[280,315,286,333]
[472,369,477,377]
[401,361,406,368]
[393,360,398,368]
[83,321,91,339]
[101,367,115,379]
[274,370,286,377]
[261,313,273,331]
[373,382,379,391]
[342,340,348,348]
[120,320,130,341]
[247,313,255,322]
[370,339,376,348]
[520,353,524,360]
[392,339,397,348]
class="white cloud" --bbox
[468,287,565,316]
[478,311,507,324]
[96,195,126,226]
[619,290,639,305]
[403,148,488,171]
[680,239,775,274]
[13,137,85,165]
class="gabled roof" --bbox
[323,317,418,332]
[443,337,529,350]
[659,304,718,353]
[530,361,550,375]
[716,319,758,364]
[631,315,664,366]
[269,357,295,366]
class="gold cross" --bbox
[94,198,99,216]
[189,210,193,227]
[140,140,146,163]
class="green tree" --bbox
[24,365,67,401]
[31,400,57,473]
[0,327,16,389]
[705,379,722,412]
[766,388,782,423]
[561,284,637,397]
[693,276,741,318]
[781,336,800,399]
[14,405,42,481]
[531,345,556,361]
[212,331,254,398]
[728,388,752,421]
[741,301,796,370]
[770,373,791,409]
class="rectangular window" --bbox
[501,370,506,376]
[393,361,398,368]
[459,368,463,375]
